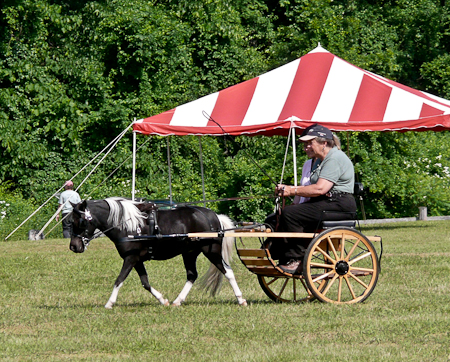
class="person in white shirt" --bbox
[56,180,81,238]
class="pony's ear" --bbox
[71,200,87,212]
[79,200,88,211]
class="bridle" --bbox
[72,209,96,249]
[72,207,142,250]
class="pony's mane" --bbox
[104,197,148,232]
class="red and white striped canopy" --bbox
[133,45,450,136]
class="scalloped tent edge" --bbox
[133,44,450,136]
[129,45,450,203]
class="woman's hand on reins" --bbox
[276,184,292,197]
[276,179,334,198]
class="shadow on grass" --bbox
[115,299,311,307]
[38,298,293,309]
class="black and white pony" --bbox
[69,197,247,308]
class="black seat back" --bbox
[317,183,364,231]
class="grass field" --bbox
[1,220,450,361]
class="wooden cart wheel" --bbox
[303,227,380,304]
[257,274,327,303]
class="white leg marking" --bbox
[150,286,169,306]
[172,281,194,306]
[224,265,247,306]
[105,282,123,309]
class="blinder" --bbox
[72,208,95,249]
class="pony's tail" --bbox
[198,214,235,297]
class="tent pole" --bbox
[167,137,173,204]
[292,128,298,186]
[132,126,137,201]
[198,136,206,207]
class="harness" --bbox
[73,208,115,249]
[147,204,160,236]
[74,202,225,258]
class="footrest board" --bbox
[236,248,297,277]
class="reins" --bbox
[74,207,140,247]
[71,114,295,243]
[178,194,277,206]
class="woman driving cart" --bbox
[267,124,357,274]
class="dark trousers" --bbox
[62,213,73,239]
[265,194,357,261]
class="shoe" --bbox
[278,259,302,274]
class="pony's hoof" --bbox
[104,302,114,309]
[163,299,170,306]
[172,302,182,307]
[240,300,248,307]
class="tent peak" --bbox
[134,45,450,136]
[309,43,329,54]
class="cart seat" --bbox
[321,220,356,229]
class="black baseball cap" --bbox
[299,124,333,141]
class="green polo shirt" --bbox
[310,147,354,193]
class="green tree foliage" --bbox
[1,0,450,237]
[346,131,450,218]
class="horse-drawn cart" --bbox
[236,223,382,304]
[70,198,382,308]
[187,221,382,305]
